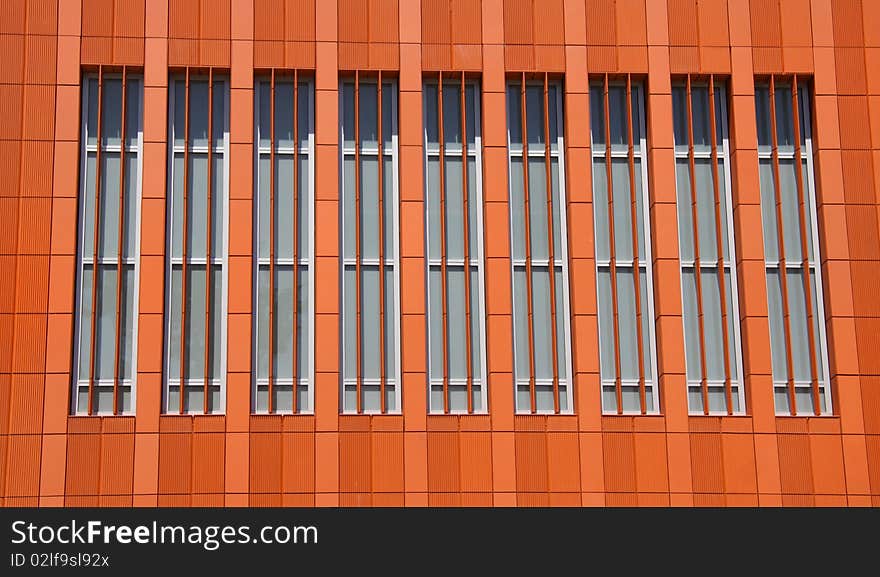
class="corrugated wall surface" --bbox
[0,0,878,506]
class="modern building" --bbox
[1,0,879,507]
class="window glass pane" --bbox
[611,158,633,262]
[634,157,645,259]
[608,86,628,146]
[212,79,225,149]
[779,158,803,263]
[631,85,643,145]
[82,152,97,259]
[593,157,610,261]
[774,386,790,414]
[185,265,207,380]
[755,86,771,149]
[275,81,294,149]
[169,266,181,380]
[714,85,725,145]
[602,385,617,413]
[343,157,356,259]
[526,85,544,146]
[466,83,477,145]
[468,158,479,255]
[555,267,567,380]
[801,160,813,263]
[171,153,184,259]
[622,385,640,412]
[428,266,443,381]
[359,83,378,148]
[672,85,688,152]
[510,157,525,261]
[759,159,779,262]
[691,86,711,152]
[342,82,355,148]
[701,268,725,381]
[258,81,271,149]
[189,80,209,148]
[209,267,222,380]
[766,269,788,381]
[257,265,269,380]
[810,270,823,380]
[258,154,271,260]
[343,265,357,379]
[119,265,135,380]
[384,156,394,259]
[786,268,811,382]
[795,387,815,415]
[536,385,554,412]
[507,85,522,147]
[549,85,559,146]
[78,266,93,381]
[299,153,310,258]
[298,80,310,150]
[688,386,703,413]
[551,158,562,261]
[123,155,138,258]
[360,156,379,260]
[273,266,294,379]
[675,158,694,262]
[532,267,552,380]
[516,385,531,412]
[86,77,98,146]
[446,157,464,261]
[529,158,549,261]
[640,268,652,381]
[708,386,726,413]
[361,266,380,379]
[188,153,208,259]
[775,85,794,150]
[718,158,730,260]
[382,82,393,150]
[682,268,701,381]
[212,154,224,257]
[616,267,638,381]
[597,268,616,381]
[513,267,530,380]
[424,84,438,145]
[470,266,482,380]
[427,157,441,261]
[448,267,467,379]
[99,152,121,259]
[94,266,117,380]
[695,158,718,263]
[590,84,605,147]
[297,267,310,378]
[449,385,468,412]
[102,78,122,147]
[275,156,294,260]
[125,77,141,148]
[443,83,461,145]
[385,267,396,379]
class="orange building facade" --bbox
[1,0,880,507]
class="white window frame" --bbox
[339,78,402,415]
[506,80,575,415]
[72,72,143,416]
[755,83,833,416]
[423,78,489,414]
[671,82,747,415]
[251,77,316,415]
[589,80,660,415]
[162,74,230,414]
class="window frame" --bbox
[589,75,660,415]
[72,69,144,416]
[162,71,231,415]
[671,77,747,415]
[506,74,575,415]
[339,74,403,415]
[423,74,489,415]
[251,72,316,415]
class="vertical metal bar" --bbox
[520,73,537,413]
[626,76,647,414]
[113,67,128,415]
[355,73,362,413]
[769,76,798,415]
[791,77,821,415]
[438,73,450,414]
[461,72,474,414]
[378,72,387,414]
[88,67,105,416]
[707,76,735,415]
[686,76,710,415]
[180,70,191,414]
[204,68,214,414]
[268,70,276,413]
[292,70,300,414]
[604,75,623,414]
[543,74,561,413]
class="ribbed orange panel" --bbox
[846,206,880,259]
[856,319,880,375]
[862,377,880,433]
[65,419,102,500]
[459,431,492,492]
[23,85,55,140]
[546,432,579,492]
[750,0,781,47]
[283,432,315,493]
[504,0,533,45]
[27,0,57,34]
[99,423,135,502]
[170,0,199,39]
[13,316,47,374]
[842,151,876,203]
[255,0,285,41]
[0,36,23,83]
[602,432,636,492]
[158,419,193,497]
[867,436,880,494]
[25,36,56,84]
[533,0,564,45]
[615,0,646,46]
[339,432,371,492]
[422,0,450,44]
[6,435,41,499]
[371,432,404,493]
[835,48,868,95]
[339,0,370,43]
[370,0,399,43]
[250,432,282,494]
[515,431,548,492]
[586,0,616,45]
[832,0,864,47]
[777,432,814,494]
[116,0,146,37]
[451,0,481,44]
[0,0,26,34]
[698,0,730,47]
[721,433,758,494]
[287,0,316,41]
[201,0,231,40]
[192,432,225,493]
[690,432,724,493]
[427,431,460,492]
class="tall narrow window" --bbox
[672,76,745,415]
[590,75,658,414]
[755,77,831,415]
[340,74,401,414]
[73,68,143,415]
[164,71,229,414]
[507,74,573,414]
[424,73,487,414]
[253,72,314,414]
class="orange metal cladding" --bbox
[179,69,191,415]
[707,75,735,415]
[625,75,647,414]
[519,73,537,414]
[112,67,128,415]
[685,75,710,415]
[354,72,362,414]
[768,76,798,415]
[204,68,214,414]
[542,73,560,413]
[268,70,276,413]
[438,73,450,413]
[460,72,474,414]
[87,66,104,416]
[602,75,624,414]
[378,72,386,414]
[791,77,821,415]
[292,70,300,414]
